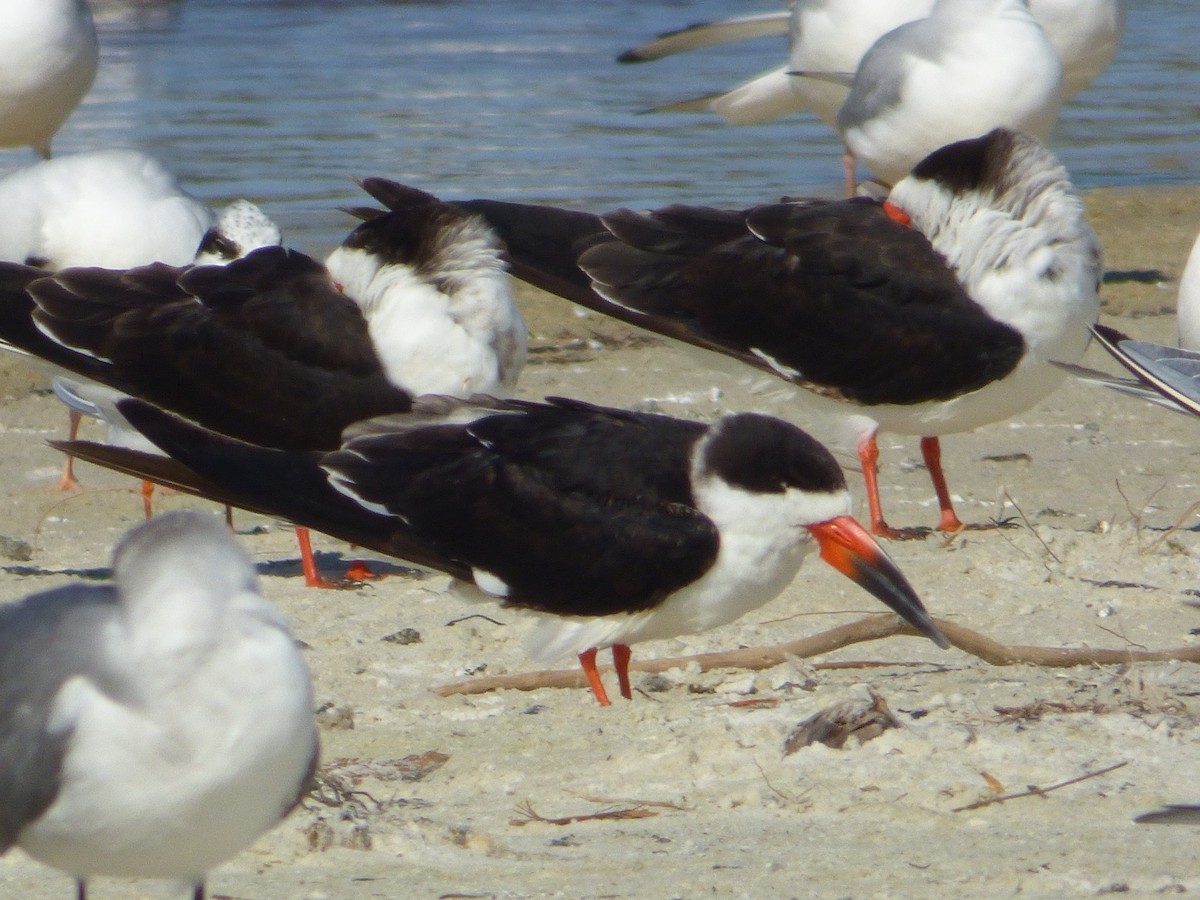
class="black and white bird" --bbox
[436,129,1101,537]
[57,395,949,707]
[0,178,526,585]
[0,511,318,899]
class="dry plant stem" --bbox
[1002,489,1061,564]
[1144,498,1200,555]
[510,801,659,826]
[431,615,1200,698]
[951,760,1129,812]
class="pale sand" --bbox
[0,186,1199,899]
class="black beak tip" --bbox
[922,618,951,650]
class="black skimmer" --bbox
[0,511,317,900]
[442,128,1102,537]
[0,178,527,585]
[0,0,97,159]
[619,0,1124,124]
[56,395,950,707]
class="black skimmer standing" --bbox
[0,511,317,899]
[0,179,527,585]
[442,128,1102,537]
[0,0,97,159]
[56,395,950,707]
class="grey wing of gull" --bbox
[0,585,121,850]
[1120,340,1200,415]
[837,22,940,131]
[1053,361,1192,413]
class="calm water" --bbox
[5,0,1199,254]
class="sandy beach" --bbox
[1,184,1199,899]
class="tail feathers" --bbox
[59,399,471,580]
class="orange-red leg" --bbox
[343,559,376,581]
[579,647,612,707]
[612,644,633,701]
[141,480,155,520]
[857,429,903,538]
[343,546,380,582]
[920,436,964,532]
[58,410,83,491]
[295,525,337,589]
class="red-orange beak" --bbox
[808,515,949,648]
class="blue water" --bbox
[5,0,1198,254]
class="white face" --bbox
[193,200,281,266]
[323,244,381,303]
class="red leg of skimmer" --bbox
[343,559,376,582]
[579,648,612,707]
[856,429,901,538]
[920,436,964,532]
[612,644,633,701]
[295,525,337,589]
[141,480,155,520]
[58,410,83,491]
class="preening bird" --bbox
[0,511,318,899]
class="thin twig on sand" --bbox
[431,615,1200,698]
[951,760,1129,812]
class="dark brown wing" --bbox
[61,398,722,619]
[26,246,413,449]
[580,199,1025,405]
[460,195,1025,406]
[325,398,719,616]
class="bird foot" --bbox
[871,522,933,541]
[342,559,380,582]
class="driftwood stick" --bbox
[430,614,1200,698]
